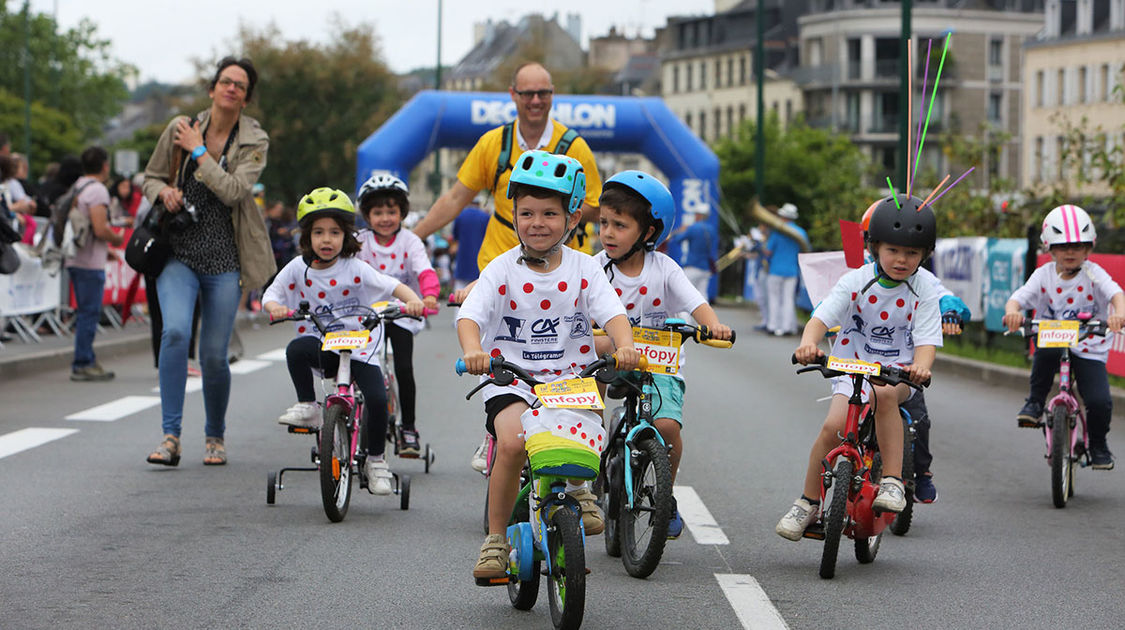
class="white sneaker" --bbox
[470,436,489,473]
[872,477,906,513]
[775,497,818,541]
[278,401,320,428]
[365,459,393,495]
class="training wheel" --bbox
[266,472,277,505]
[424,444,434,473]
[399,474,411,510]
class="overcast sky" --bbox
[35,0,716,84]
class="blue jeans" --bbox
[156,259,241,438]
[68,267,105,370]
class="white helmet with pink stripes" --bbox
[1041,204,1096,247]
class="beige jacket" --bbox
[142,109,276,289]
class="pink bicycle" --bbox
[1007,316,1109,508]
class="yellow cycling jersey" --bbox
[457,120,602,270]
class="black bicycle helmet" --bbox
[864,194,936,252]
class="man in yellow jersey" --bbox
[412,62,602,271]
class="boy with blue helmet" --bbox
[594,170,733,538]
[457,150,641,581]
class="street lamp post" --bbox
[899,0,912,189]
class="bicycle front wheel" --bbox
[602,452,624,558]
[1049,405,1071,509]
[620,437,673,579]
[547,506,586,630]
[820,459,852,580]
[319,404,353,522]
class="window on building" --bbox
[672,65,680,94]
[727,58,734,87]
[785,99,793,124]
[988,38,1003,67]
[988,92,1003,123]
[847,38,861,80]
[715,59,722,88]
[1058,69,1066,106]
[845,92,860,133]
[739,103,746,124]
[686,111,693,132]
[701,61,708,90]
[686,63,694,92]
[740,55,747,85]
[988,145,1001,181]
[1035,136,1044,182]
[1056,136,1066,179]
[699,110,707,140]
[1102,64,1111,101]
[1036,70,1045,107]
[714,107,721,138]
[1079,66,1088,103]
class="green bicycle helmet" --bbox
[297,187,357,227]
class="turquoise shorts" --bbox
[622,372,686,425]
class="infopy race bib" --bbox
[321,330,370,351]
[632,328,682,375]
[826,355,881,376]
[1037,320,1080,348]
[533,378,604,410]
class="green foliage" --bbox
[0,2,131,142]
[0,88,81,173]
[929,124,1031,238]
[714,113,877,250]
[209,18,403,204]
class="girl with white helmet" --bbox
[355,173,441,456]
[1003,204,1125,469]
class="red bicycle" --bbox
[792,354,928,579]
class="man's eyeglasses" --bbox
[514,88,553,101]
[217,77,248,93]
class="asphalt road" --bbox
[1,306,1122,629]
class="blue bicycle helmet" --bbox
[506,150,586,215]
[603,170,676,249]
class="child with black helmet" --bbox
[263,187,424,495]
[594,170,733,539]
[778,195,941,541]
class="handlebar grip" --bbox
[268,310,296,325]
[592,328,607,337]
[455,358,467,375]
[702,339,733,349]
[791,353,799,365]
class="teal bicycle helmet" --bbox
[506,150,586,215]
[603,170,676,250]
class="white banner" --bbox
[0,246,62,316]
[932,237,988,321]
[798,251,849,308]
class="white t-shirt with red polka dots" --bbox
[357,229,433,334]
[594,250,707,377]
[1008,261,1123,362]
[813,262,943,368]
[262,256,401,364]
[457,246,627,405]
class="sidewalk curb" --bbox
[0,315,266,381]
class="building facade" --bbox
[1022,0,1125,196]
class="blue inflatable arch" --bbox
[355,90,719,269]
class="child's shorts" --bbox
[830,375,918,404]
[484,393,532,437]
[620,372,686,425]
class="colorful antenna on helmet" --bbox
[913,32,950,189]
[906,38,914,196]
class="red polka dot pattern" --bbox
[639,286,648,295]
[330,279,337,286]
[288,283,296,290]
[581,279,589,289]
[615,288,623,296]
[558,281,568,291]
[868,295,878,304]
[880,311,889,320]
[653,298,661,306]
[490,348,502,357]
[354,276,361,284]
[580,345,590,353]
[306,280,313,287]
[342,289,349,296]
[509,300,517,310]
[896,298,905,307]
[523,283,534,293]
[499,284,507,295]
[540,299,551,310]
[318,292,326,299]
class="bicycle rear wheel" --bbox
[319,404,353,522]
[1049,405,1071,509]
[620,438,673,578]
[602,452,624,558]
[856,454,883,564]
[820,459,852,580]
[890,415,915,536]
[547,506,586,630]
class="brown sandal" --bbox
[146,434,181,466]
[203,437,226,466]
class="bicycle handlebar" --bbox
[790,354,929,390]
[455,354,643,401]
[269,300,421,335]
[1003,319,1109,339]
[591,319,736,348]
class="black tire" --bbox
[820,459,852,580]
[508,548,541,611]
[266,472,277,505]
[547,506,586,630]
[856,454,883,563]
[319,404,353,523]
[603,453,624,558]
[620,438,673,579]
[1050,405,1071,509]
[399,474,411,511]
[424,444,432,474]
[890,415,916,536]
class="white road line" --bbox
[65,395,160,422]
[0,428,79,460]
[256,348,288,362]
[230,359,270,375]
[715,574,789,630]
[151,380,203,394]
[674,485,729,545]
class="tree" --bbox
[179,19,403,204]
[0,2,131,142]
[0,88,81,173]
[714,113,877,250]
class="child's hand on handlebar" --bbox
[1002,311,1024,332]
[709,323,733,341]
[461,350,491,375]
[402,299,425,318]
[905,363,932,385]
[1107,314,1125,334]
[265,302,289,321]
[423,295,439,312]
[794,343,823,365]
[613,347,642,372]
[451,285,473,305]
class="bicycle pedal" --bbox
[1017,419,1045,429]
[802,523,825,540]
[287,426,318,434]
[474,576,510,587]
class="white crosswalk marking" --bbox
[230,359,270,375]
[674,485,730,545]
[65,395,160,421]
[256,348,288,361]
[152,380,202,394]
[715,574,789,630]
[0,428,79,460]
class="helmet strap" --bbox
[601,235,648,282]
[513,214,577,269]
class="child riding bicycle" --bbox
[1002,204,1124,470]
[263,187,424,494]
[779,195,941,541]
[457,150,640,582]
[592,170,733,538]
[355,173,441,456]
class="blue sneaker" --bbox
[914,474,938,504]
[667,499,684,539]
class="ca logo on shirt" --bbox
[496,316,526,343]
[869,325,895,346]
[530,317,560,345]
